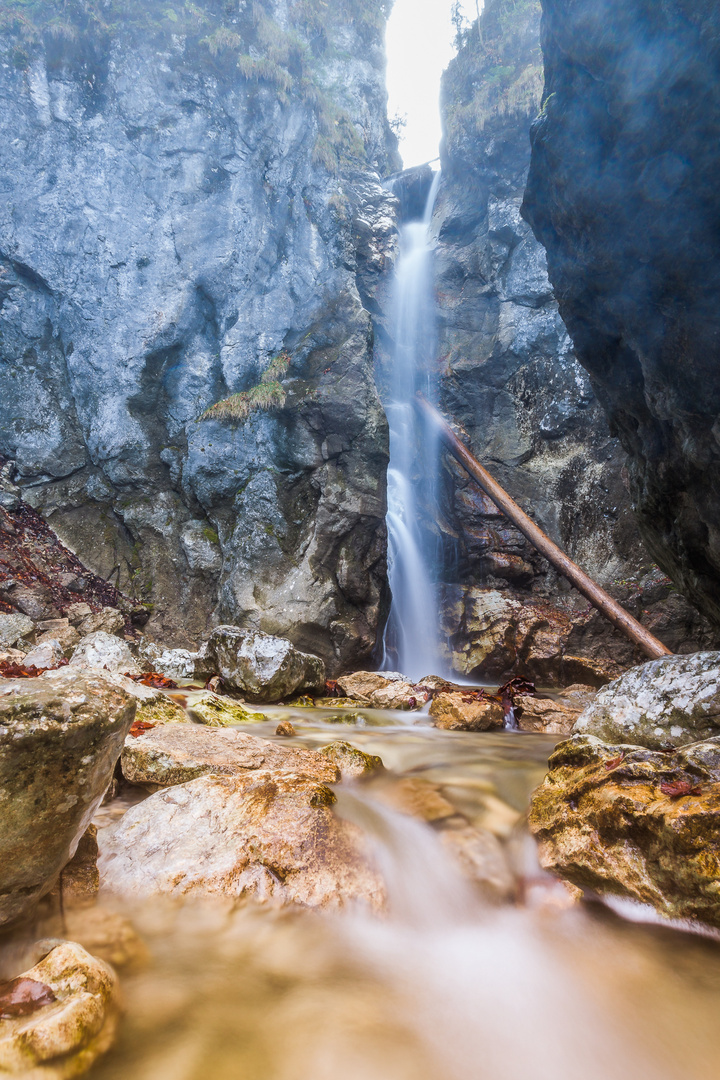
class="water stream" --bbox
[381,171,446,681]
[79,711,720,1080]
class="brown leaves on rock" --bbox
[0,658,68,679]
[123,672,178,690]
[129,719,156,738]
[604,752,626,771]
[0,977,56,1019]
[324,679,340,698]
[660,778,703,798]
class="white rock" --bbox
[70,631,140,674]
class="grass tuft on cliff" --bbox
[200,351,290,423]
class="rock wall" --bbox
[428,0,720,680]
[0,0,398,672]
[522,0,720,629]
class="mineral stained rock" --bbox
[206,627,325,703]
[99,771,384,911]
[573,652,720,750]
[318,741,384,780]
[0,941,119,1077]
[529,734,720,927]
[186,691,266,728]
[522,0,720,627]
[0,669,135,926]
[121,725,340,788]
[430,692,504,732]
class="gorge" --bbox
[2,0,720,1077]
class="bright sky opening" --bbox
[385,0,482,169]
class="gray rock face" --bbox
[70,631,139,674]
[522,0,720,628]
[0,668,136,926]
[206,626,325,702]
[0,1,398,672]
[0,612,35,647]
[417,0,720,677]
[574,653,720,750]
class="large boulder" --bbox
[573,652,720,750]
[429,692,504,731]
[70,631,140,675]
[0,669,136,926]
[0,941,118,1075]
[99,771,384,911]
[121,725,340,788]
[529,733,720,928]
[205,627,325,703]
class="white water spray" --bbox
[381,171,446,681]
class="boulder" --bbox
[121,724,340,788]
[186,691,265,727]
[0,612,34,648]
[205,627,325,703]
[0,668,136,926]
[21,639,66,670]
[0,941,118,1075]
[137,642,204,679]
[368,682,429,710]
[99,771,384,911]
[573,652,720,750]
[515,695,580,735]
[70,631,140,674]
[65,602,93,626]
[318,741,384,779]
[439,822,515,902]
[77,606,125,637]
[429,692,504,731]
[35,621,81,658]
[336,671,390,701]
[529,733,720,927]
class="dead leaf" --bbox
[604,752,626,771]
[129,719,156,738]
[660,778,702,798]
[0,977,56,1019]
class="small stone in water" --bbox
[0,977,56,1018]
[276,721,296,737]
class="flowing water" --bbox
[6,709,720,1080]
[381,171,447,681]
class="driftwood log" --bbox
[415,393,672,662]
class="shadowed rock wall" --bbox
[522,0,720,628]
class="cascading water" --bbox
[381,170,446,681]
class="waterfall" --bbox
[381,170,445,682]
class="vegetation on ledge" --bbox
[200,351,290,423]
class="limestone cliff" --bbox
[0,0,399,671]
[523,0,720,629]
[429,0,719,679]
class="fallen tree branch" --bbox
[415,393,672,662]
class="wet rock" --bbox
[276,720,296,737]
[368,682,429,710]
[99,772,384,911]
[134,691,190,727]
[137,642,204,679]
[319,741,384,780]
[429,692,504,731]
[0,613,34,648]
[336,671,390,701]
[206,627,325,703]
[121,724,340,788]
[77,607,125,638]
[70,631,140,674]
[515,695,580,735]
[314,696,367,709]
[58,825,99,909]
[187,691,266,727]
[529,733,720,927]
[573,653,720,750]
[35,620,81,658]
[376,778,457,823]
[556,684,597,710]
[0,941,118,1075]
[0,669,135,927]
[61,907,149,972]
[21,639,66,670]
[439,822,515,902]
